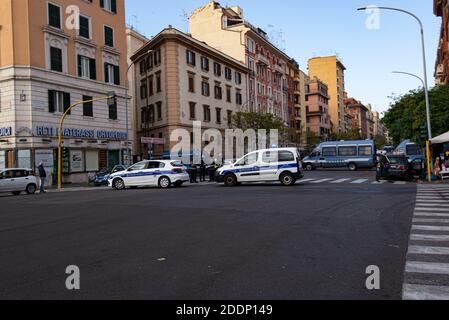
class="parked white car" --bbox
[0,169,38,195]
[215,148,304,186]
[108,160,190,190]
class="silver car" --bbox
[0,169,38,196]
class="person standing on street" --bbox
[38,161,47,194]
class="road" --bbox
[0,169,418,299]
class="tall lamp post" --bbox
[392,71,432,182]
[357,6,432,140]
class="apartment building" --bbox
[305,77,331,141]
[292,66,308,146]
[0,0,130,183]
[435,0,449,85]
[344,97,370,139]
[130,27,248,159]
[189,2,291,124]
[308,56,347,133]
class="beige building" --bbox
[308,56,347,134]
[0,0,130,183]
[189,2,292,124]
[292,67,308,146]
[130,27,248,159]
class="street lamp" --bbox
[357,6,432,140]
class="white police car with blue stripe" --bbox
[215,148,304,186]
[108,160,190,190]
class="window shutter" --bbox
[104,63,109,83]
[89,58,96,80]
[111,0,117,14]
[63,92,71,114]
[48,90,55,113]
[77,55,82,77]
[114,65,120,85]
[100,0,104,9]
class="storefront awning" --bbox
[431,131,449,144]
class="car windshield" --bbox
[406,145,421,156]
[388,157,408,165]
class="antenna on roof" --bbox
[180,9,190,33]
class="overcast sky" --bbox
[125,0,440,114]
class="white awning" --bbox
[431,131,449,144]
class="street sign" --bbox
[141,137,166,145]
[107,91,117,107]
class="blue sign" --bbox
[35,126,128,141]
[0,127,12,137]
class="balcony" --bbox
[437,63,445,76]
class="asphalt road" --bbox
[0,170,416,300]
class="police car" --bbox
[108,160,190,190]
[215,148,304,186]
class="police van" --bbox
[215,148,304,186]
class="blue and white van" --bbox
[394,140,424,163]
[215,148,304,186]
[302,140,377,171]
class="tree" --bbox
[330,129,362,141]
[374,134,387,150]
[382,85,449,145]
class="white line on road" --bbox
[411,234,449,241]
[372,180,387,184]
[412,225,449,232]
[310,178,334,184]
[406,261,449,275]
[414,207,449,212]
[416,201,449,204]
[330,178,351,184]
[408,246,449,255]
[299,179,316,183]
[403,284,449,300]
[350,179,369,184]
[394,181,407,185]
[414,212,449,218]
[413,218,449,224]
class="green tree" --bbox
[331,129,362,141]
[383,85,449,145]
[231,112,289,144]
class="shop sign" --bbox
[0,127,12,137]
[35,126,128,141]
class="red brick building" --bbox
[435,0,449,84]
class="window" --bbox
[201,56,209,72]
[48,3,61,29]
[262,151,295,163]
[156,102,162,120]
[154,49,161,66]
[358,146,373,156]
[203,105,211,122]
[227,110,233,125]
[156,73,162,92]
[186,50,196,66]
[216,108,222,124]
[189,102,196,120]
[322,147,337,157]
[50,47,63,72]
[78,55,96,80]
[235,72,242,85]
[83,95,93,117]
[100,0,117,14]
[149,76,154,96]
[214,85,222,100]
[148,105,155,123]
[226,86,231,103]
[236,153,258,166]
[225,67,232,80]
[48,90,70,114]
[140,79,147,99]
[214,62,222,77]
[188,74,195,93]
[104,26,114,47]
[104,63,120,85]
[338,146,357,156]
[79,15,90,39]
[109,98,117,120]
[236,91,242,105]
[201,80,210,97]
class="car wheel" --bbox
[12,191,21,196]
[174,181,183,188]
[348,163,358,171]
[224,174,238,187]
[305,163,314,171]
[280,172,296,186]
[26,184,37,195]
[113,178,126,190]
[159,176,171,189]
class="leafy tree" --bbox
[374,134,388,150]
[331,129,362,141]
[383,85,449,145]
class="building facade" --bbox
[0,0,131,184]
[344,97,369,139]
[292,66,308,146]
[305,77,331,141]
[435,0,449,85]
[189,2,292,124]
[308,56,347,134]
[131,27,248,160]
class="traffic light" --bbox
[107,91,117,107]
[420,124,428,141]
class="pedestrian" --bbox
[434,157,441,178]
[38,161,47,194]
[199,160,207,182]
[376,155,387,182]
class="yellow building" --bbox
[0,0,130,183]
[308,56,347,134]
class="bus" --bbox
[302,140,377,171]
[394,140,424,163]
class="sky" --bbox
[125,0,441,114]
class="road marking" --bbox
[414,212,449,218]
[310,178,334,184]
[408,246,449,255]
[372,180,387,184]
[414,208,449,213]
[329,178,351,184]
[412,225,449,232]
[406,261,449,275]
[416,204,449,208]
[299,179,316,183]
[416,200,449,204]
[413,218,449,224]
[403,284,449,300]
[394,181,407,185]
[411,234,449,241]
[350,179,369,184]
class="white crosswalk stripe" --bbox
[351,179,369,184]
[330,178,351,184]
[298,177,413,186]
[403,184,449,300]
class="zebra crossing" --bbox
[403,185,449,300]
[297,177,409,185]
